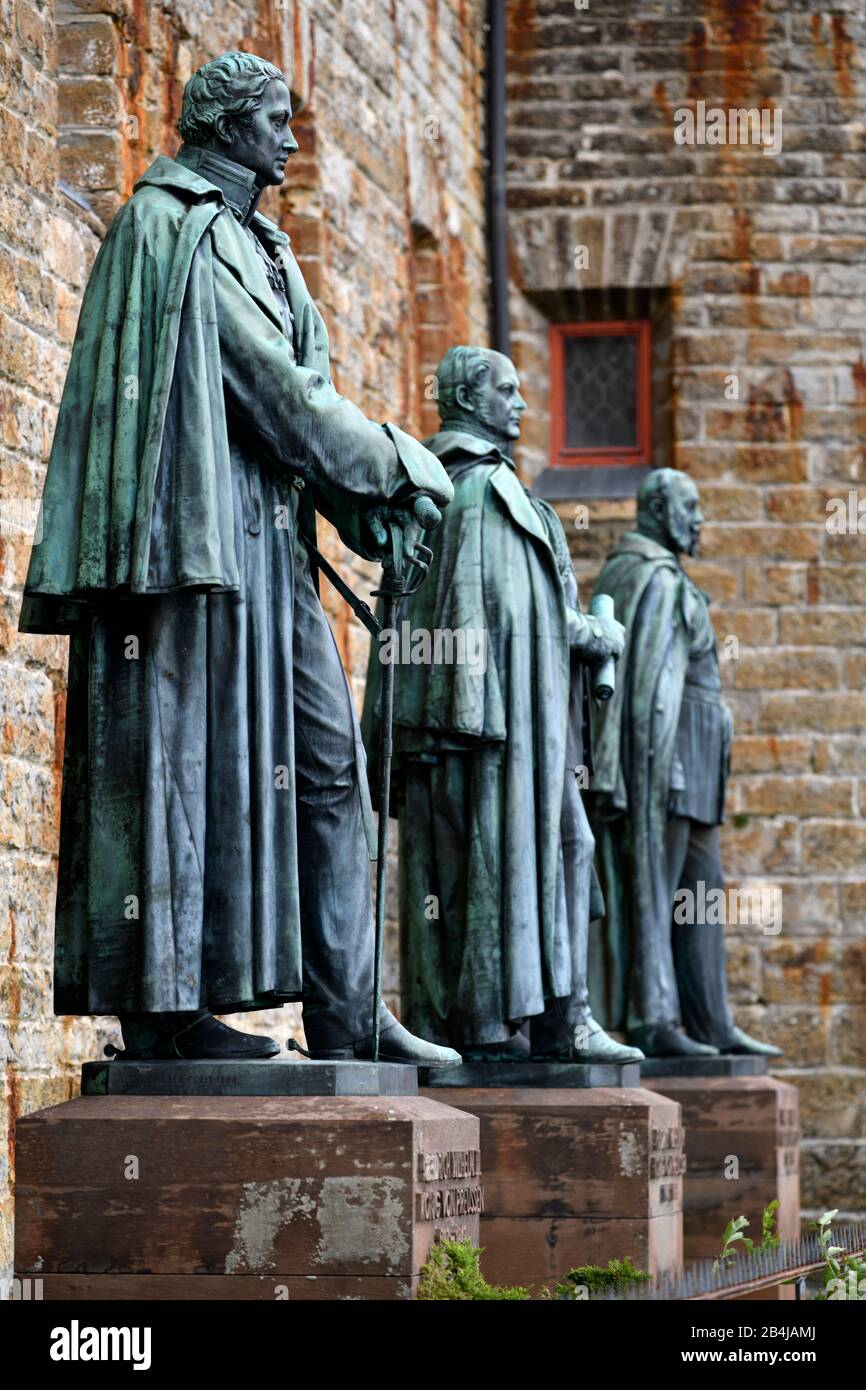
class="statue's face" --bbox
[470,354,527,444]
[221,78,299,186]
[661,475,703,555]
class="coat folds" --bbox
[21,152,453,1017]
[21,155,452,634]
[587,532,693,1031]
[362,430,593,1041]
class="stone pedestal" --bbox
[14,1093,481,1300]
[641,1074,800,1298]
[422,1085,684,1293]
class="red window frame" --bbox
[550,320,652,469]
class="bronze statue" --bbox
[589,469,780,1060]
[19,51,460,1066]
[363,346,643,1064]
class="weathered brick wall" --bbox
[0,0,487,1280]
[0,0,105,1284]
[506,0,866,1223]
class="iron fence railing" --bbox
[583,1222,866,1301]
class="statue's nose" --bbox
[283,130,299,154]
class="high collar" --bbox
[175,143,264,227]
[423,429,514,470]
[616,530,683,566]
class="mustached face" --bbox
[663,476,703,555]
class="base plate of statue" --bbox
[638,1053,769,1079]
[420,1060,641,1089]
[81,1057,420,1097]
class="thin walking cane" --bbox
[370,523,432,1062]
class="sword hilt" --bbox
[371,523,433,600]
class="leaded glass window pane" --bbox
[564,334,638,450]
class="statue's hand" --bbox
[412,494,442,531]
[365,494,442,561]
[574,612,625,662]
[599,614,626,660]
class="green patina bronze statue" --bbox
[588,469,781,1060]
[19,51,460,1066]
[363,346,643,1064]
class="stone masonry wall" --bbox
[0,0,487,1281]
[505,0,866,1224]
[1,0,104,1286]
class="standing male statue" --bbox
[19,51,460,1066]
[589,468,780,1059]
[363,346,643,1064]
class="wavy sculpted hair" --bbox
[177,51,286,147]
[435,345,494,423]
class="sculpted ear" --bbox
[648,492,667,523]
[455,383,475,414]
[213,111,235,147]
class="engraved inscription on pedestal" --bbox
[650,1124,687,1181]
[415,1148,484,1244]
[779,1104,800,1176]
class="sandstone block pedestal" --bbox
[14,1093,481,1300]
[641,1074,800,1298]
[422,1084,684,1293]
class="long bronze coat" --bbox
[20,151,452,1015]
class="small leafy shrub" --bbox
[416,1239,530,1300]
[551,1256,650,1299]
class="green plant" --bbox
[812,1210,866,1301]
[759,1197,781,1252]
[713,1214,750,1273]
[550,1256,650,1299]
[416,1239,530,1300]
[713,1199,780,1274]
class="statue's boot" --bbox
[117,1010,280,1060]
[307,1012,461,1067]
[531,1015,644,1064]
[462,1033,531,1063]
[628,1022,719,1059]
[715,1025,782,1058]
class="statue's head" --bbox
[636,468,703,557]
[177,51,298,187]
[435,346,526,448]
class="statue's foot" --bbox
[463,1033,531,1063]
[118,1010,280,1060]
[628,1023,719,1059]
[718,1026,782,1058]
[168,1013,281,1060]
[308,1016,462,1068]
[533,1018,644,1064]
